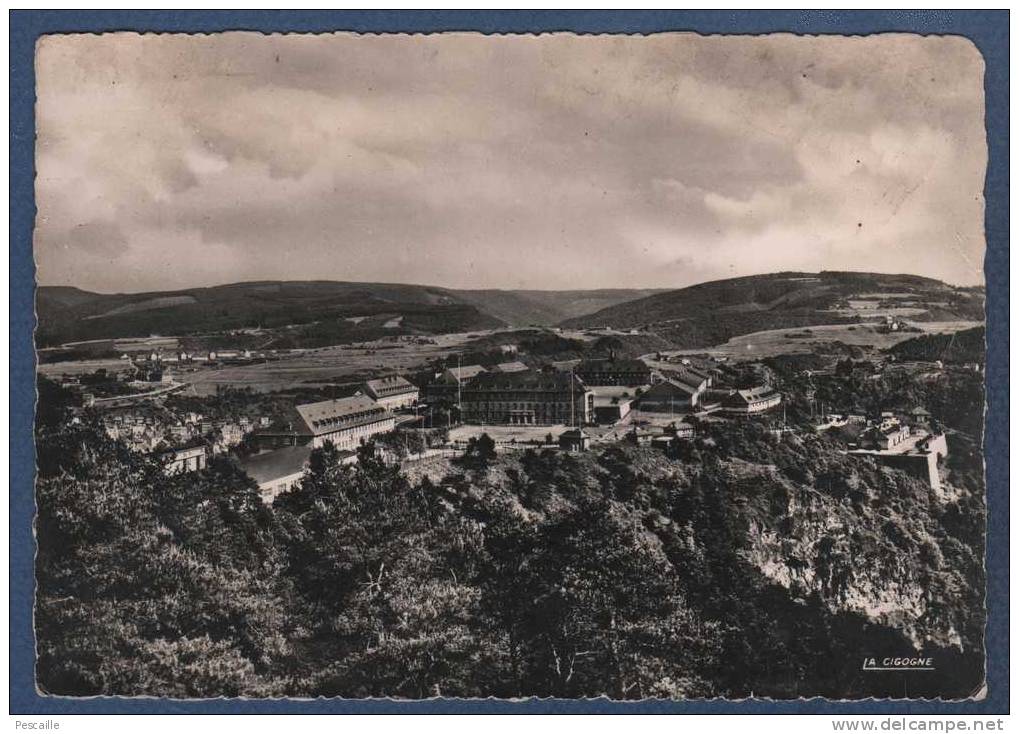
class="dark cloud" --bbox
[34,33,986,292]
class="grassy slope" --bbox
[561,271,984,349]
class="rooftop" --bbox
[466,370,588,392]
[576,357,650,372]
[661,367,707,390]
[641,379,699,398]
[445,365,487,382]
[733,386,780,401]
[237,445,312,486]
[494,361,529,373]
[267,395,391,436]
[363,374,416,396]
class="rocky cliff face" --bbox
[729,461,975,650]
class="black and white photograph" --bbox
[31,30,989,701]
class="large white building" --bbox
[637,377,705,413]
[460,370,593,426]
[425,364,488,403]
[257,395,396,451]
[360,375,419,410]
[238,444,358,504]
[721,386,782,415]
[239,445,312,503]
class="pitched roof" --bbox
[494,361,529,373]
[363,374,416,398]
[445,365,487,382]
[683,365,711,380]
[238,445,312,486]
[725,386,781,406]
[734,386,779,401]
[878,424,908,436]
[551,359,582,372]
[641,379,699,399]
[156,444,206,459]
[661,368,707,391]
[288,395,389,436]
[576,357,650,373]
[466,370,587,392]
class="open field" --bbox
[37,358,134,378]
[169,329,519,393]
[647,320,982,362]
[36,325,606,394]
[828,307,929,318]
[169,327,607,393]
[50,336,183,352]
[38,319,982,393]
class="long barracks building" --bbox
[574,356,652,387]
[360,375,419,410]
[460,370,593,426]
[720,386,782,415]
[256,395,396,451]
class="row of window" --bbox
[466,401,582,411]
[374,386,417,397]
[310,410,384,429]
[313,419,394,448]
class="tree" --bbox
[461,432,497,472]
[35,420,295,696]
[480,498,717,698]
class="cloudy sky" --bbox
[35,32,986,293]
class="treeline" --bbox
[35,384,985,699]
[886,327,986,365]
[37,286,502,348]
[765,355,987,444]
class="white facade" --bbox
[312,415,396,450]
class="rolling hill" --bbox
[36,272,984,352]
[453,288,666,327]
[35,281,665,348]
[35,281,505,348]
[560,271,985,350]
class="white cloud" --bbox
[33,32,986,292]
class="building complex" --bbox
[575,355,652,387]
[460,370,593,426]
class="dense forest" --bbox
[35,376,985,699]
[886,327,986,365]
[35,282,505,348]
[34,282,661,348]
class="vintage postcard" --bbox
[32,31,988,701]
